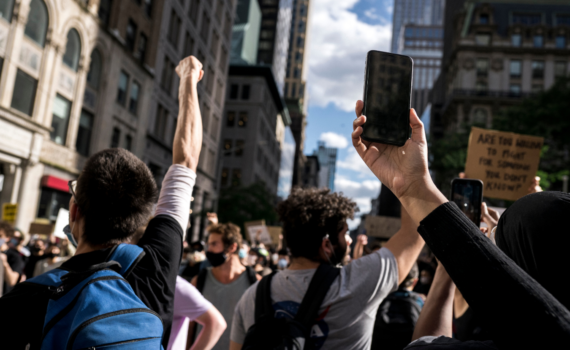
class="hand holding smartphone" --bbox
[451,179,484,227]
[362,50,414,147]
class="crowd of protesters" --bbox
[1,55,570,350]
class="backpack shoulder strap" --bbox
[254,271,276,322]
[196,267,209,293]
[106,243,146,278]
[245,266,258,285]
[295,264,340,328]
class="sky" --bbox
[304,0,394,228]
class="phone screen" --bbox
[451,179,483,226]
[362,51,413,146]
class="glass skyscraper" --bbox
[391,0,445,53]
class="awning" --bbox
[41,175,70,193]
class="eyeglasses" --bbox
[68,180,78,202]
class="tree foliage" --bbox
[430,77,570,194]
[216,181,278,240]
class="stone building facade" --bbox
[0,0,163,232]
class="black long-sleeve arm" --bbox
[417,202,570,349]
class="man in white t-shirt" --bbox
[230,187,424,350]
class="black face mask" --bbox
[206,251,228,267]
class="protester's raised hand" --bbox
[357,234,368,246]
[352,101,430,199]
[481,203,500,230]
[176,56,204,82]
[528,176,543,194]
[207,212,218,225]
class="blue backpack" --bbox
[26,244,164,350]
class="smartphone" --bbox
[362,50,413,147]
[451,179,484,227]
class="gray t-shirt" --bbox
[200,267,253,350]
[231,248,398,350]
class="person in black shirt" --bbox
[0,55,205,349]
[0,222,25,295]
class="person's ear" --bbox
[228,242,238,255]
[70,202,80,222]
[320,237,333,256]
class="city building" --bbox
[285,0,312,187]
[144,0,236,242]
[313,141,337,191]
[231,0,261,65]
[301,154,319,188]
[429,0,570,185]
[220,65,291,196]
[257,0,293,94]
[0,0,164,232]
[391,0,445,53]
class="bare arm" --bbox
[1,254,20,286]
[353,235,365,260]
[384,206,426,284]
[190,307,227,350]
[412,264,456,341]
[173,56,204,171]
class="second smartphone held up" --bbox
[362,50,413,147]
[451,178,484,227]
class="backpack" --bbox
[26,243,164,350]
[371,289,423,350]
[196,265,258,293]
[241,264,340,350]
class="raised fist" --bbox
[175,55,204,82]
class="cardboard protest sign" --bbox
[53,208,70,239]
[365,215,401,239]
[267,226,282,246]
[2,203,17,223]
[465,127,543,201]
[244,220,272,245]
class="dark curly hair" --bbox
[277,187,358,260]
[0,221,14,238]
[75,148,158,246]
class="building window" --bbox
[532,61,545,79]
[241,85,250,100]
[189,0,200,24]
[231,169,241,186]
[556,36,566,49]
[161,56,175,93]
[475,33,491,46]
[512,13,541,25]
[555,61,567,78]
[533,35,543,48]
[229,84,239,99]
[37,188,71,221]
[224,12,232,39]
[125,135,132,151]
[238,112,247,127]
[219,46,228,71]
[223,139,232,155]
[201,103,210,133]
[154,104,168,140]
[111,127,121,148]
[0,0,15,22]
[200,11,210,44]
[475,81,487,93]
[260,30,274,39]
[210,114,219,140]
[511,34,522,47]
[227,111,235,127]
[76,110,93,156]
[117,70,129,105]
[98,0,112,24]
[87,49,102,90]
[215,0,224,22]
[50,94,71,145]
[206,66,215,94]
[221,168,229,186]
[210,31,219,58]
[509,84,521,96]
[125,19,137,51]
[144,0,152,17]
[510,60,522,78]
[137,33,147,63]
[129,81,140,114]
[11,69,37,116]
[476,58,489,76]
[183,32,194,57]
[24,0,49,47]
[168,10,181,48]
[472,108,488,125]
[259,41,273,50]
[479,14,489,24]
[235,140,244,157]
[62,29,81,71]
[557,15,570,26]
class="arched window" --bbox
[63,29,81,71]
[0,0,15,22]
[24,0,48,47]
[87,49,102,90]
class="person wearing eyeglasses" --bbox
[0,56,204,349]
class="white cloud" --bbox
[335,175,381,200]
[307,0,392,112]
[319,132,349,149]
[337,148,370,175]
[364,8,379,20]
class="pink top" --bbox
[168,276,212,350]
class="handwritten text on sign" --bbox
[465,127,543,201]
